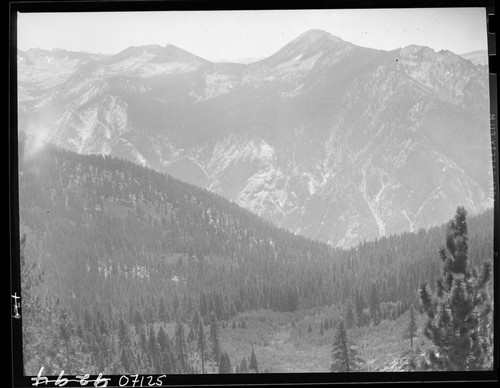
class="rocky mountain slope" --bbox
[17,29,493,247]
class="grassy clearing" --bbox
[219,308,432,373]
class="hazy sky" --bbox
[17,8,488,61]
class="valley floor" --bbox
[217,308,432,373]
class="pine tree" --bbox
[209,312,221,366]
[225,352,232,373]
[369,284,380,325]
[218,352,232,373]
[419,207,493,371]
[174,320,188,372]
[199,292,208,317]
[148,326,160,371]
[403,305,418,347]
[197,319,208,374]
[188,310,201,343]
[330,320,363,372]
[249,347,258,373]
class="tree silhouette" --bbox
[403,305,418,347]
[209,312,221,366]
[249,347,259,373]
[197,319,208,374]
[174,320,188,372]
[218,352,232,373]
[419,207,493,371]
[330,319,363,372]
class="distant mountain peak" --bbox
[294,28,343,44]
[151,43,210,64]
[162,43,196,57]
[400,44,436,56]
[297,28,331,38]
[111,45,163,61]
[256,28,346,67]
[399,44,468,67]
[105,43,209,68]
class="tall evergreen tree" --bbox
[148,326,160,371]
[403,305,418,348]
[419,207,493,371]
[199,292,208,317]
[218,352,232,373]
[188,310,201,343]
[197,319,208,374]
[174,320,188,373]
[369,284,380,325]
[330,320,363,372]
[209,312,221,366]
[249,347,259,373]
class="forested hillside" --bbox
[19,145,494,374]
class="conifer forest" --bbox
[18,146,494,374]
[14,9,495,378]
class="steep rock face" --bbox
[17,48,107,116]
[18,29,493,247]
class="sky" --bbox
[17,8,488,62]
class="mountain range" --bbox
[17,29,493,247]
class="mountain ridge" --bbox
[17,29,492,247]
[18,29,487,73]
